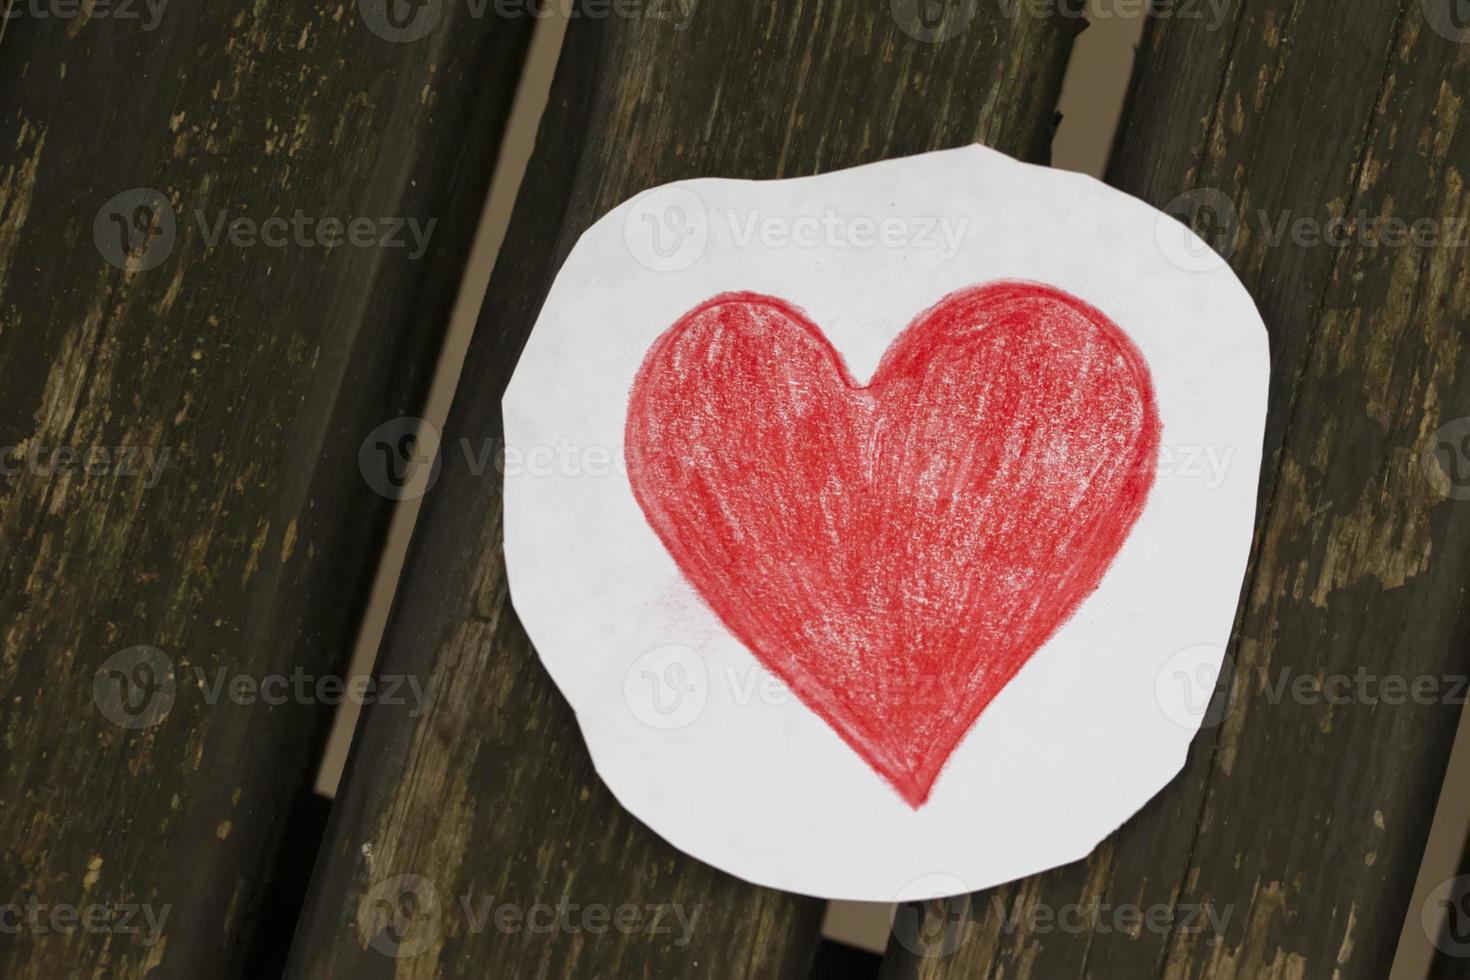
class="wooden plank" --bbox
[880,2,1470,978]
[0,6,530,978]
[286,2,1085,977]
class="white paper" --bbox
[502,144,1268,901]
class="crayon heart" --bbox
[625,282,1160,806]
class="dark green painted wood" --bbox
[0,5,530,977]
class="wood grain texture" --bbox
[0,4,529,978]
[880,2,1470,978]
[286,1,1083,977]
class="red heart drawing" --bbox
[625,282,1160,807]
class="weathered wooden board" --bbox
[0,5,529,978]
[881,2,1470,978]
[285,2,1085,977]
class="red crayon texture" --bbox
[626,282,1160,807]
